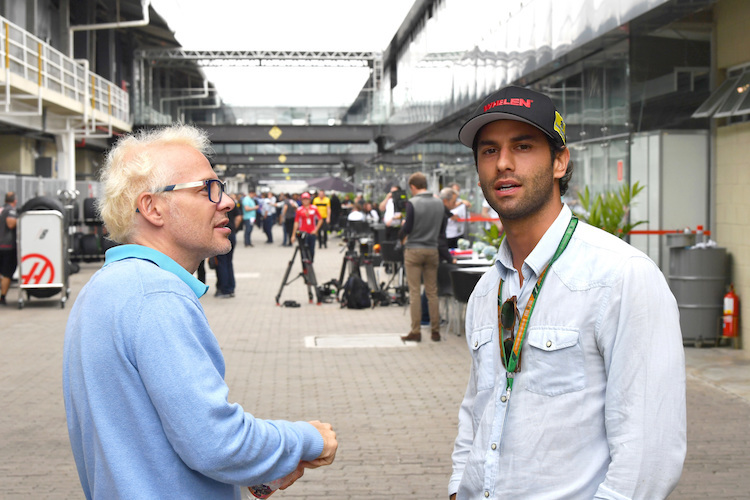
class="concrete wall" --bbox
[715,123,750,344]
[74,148,103,180]
[0,136,35,175]
[715,0,750,346]
[716,0,750,69]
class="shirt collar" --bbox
[495,204,573,279]
[104,244,209,298]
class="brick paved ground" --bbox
[0,225,748,499]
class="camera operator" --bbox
[291,192,323,262]
[379,184,406,240]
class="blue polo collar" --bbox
[104,244,209,298]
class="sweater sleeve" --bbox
[131,291,324,486]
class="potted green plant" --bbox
[463,224,504,261]
[573,182,647,239]
[479,223,504,249]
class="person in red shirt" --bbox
[291,192,323,262]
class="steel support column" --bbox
[55,128,76,193]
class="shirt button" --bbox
[474,341,479,348]
[546,340,552,348]
[485,492,490,498]
[491,443,497,450]
[500,395,507,403]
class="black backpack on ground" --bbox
[340,275,371,309]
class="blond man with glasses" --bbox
[63,124,337,499]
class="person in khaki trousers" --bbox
[399,172,446,342]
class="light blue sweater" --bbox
[63,245,323,499]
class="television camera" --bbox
[391,188,408,212]
[334,220,396,307]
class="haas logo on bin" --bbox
[21,253,55,284]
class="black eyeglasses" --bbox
[500,295,520,368]
[154,179,226,204]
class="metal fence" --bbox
[0,174,101,216]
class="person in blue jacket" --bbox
[62,124,337,500]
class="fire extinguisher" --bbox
[723,285,740,337]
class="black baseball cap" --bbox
[458,86,566,149]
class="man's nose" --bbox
[495,147,514,172]
[218,195,234,212]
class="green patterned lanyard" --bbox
[499,216,578,392]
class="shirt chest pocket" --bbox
[523,327,585,396]
[470,327,496,392]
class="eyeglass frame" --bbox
[153,179,227,204]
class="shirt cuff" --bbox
[448,476,462,498]
[594,483,632,500]
[295,422,325,462]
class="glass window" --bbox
[692,75,740,118]
[714,72,750,117]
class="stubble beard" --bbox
[480,161,556,221]
[168,197,231,259]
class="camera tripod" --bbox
[275,232,323,305]
[378,241,408,306]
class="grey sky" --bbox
[149,0,415,107]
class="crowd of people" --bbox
[204,187,384,296]
[199,180,479,309]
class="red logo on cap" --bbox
[484,98,533,112]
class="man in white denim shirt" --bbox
[449,86,686,500]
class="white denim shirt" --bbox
[450,204,686,500]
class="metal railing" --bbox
[0,174,67,205]
[0,15,130,128]
[0,174,104,225]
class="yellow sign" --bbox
[269,126,282,140]
[278,154,287,163]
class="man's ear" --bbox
[135,192,166,227]
[553,147,570,180]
